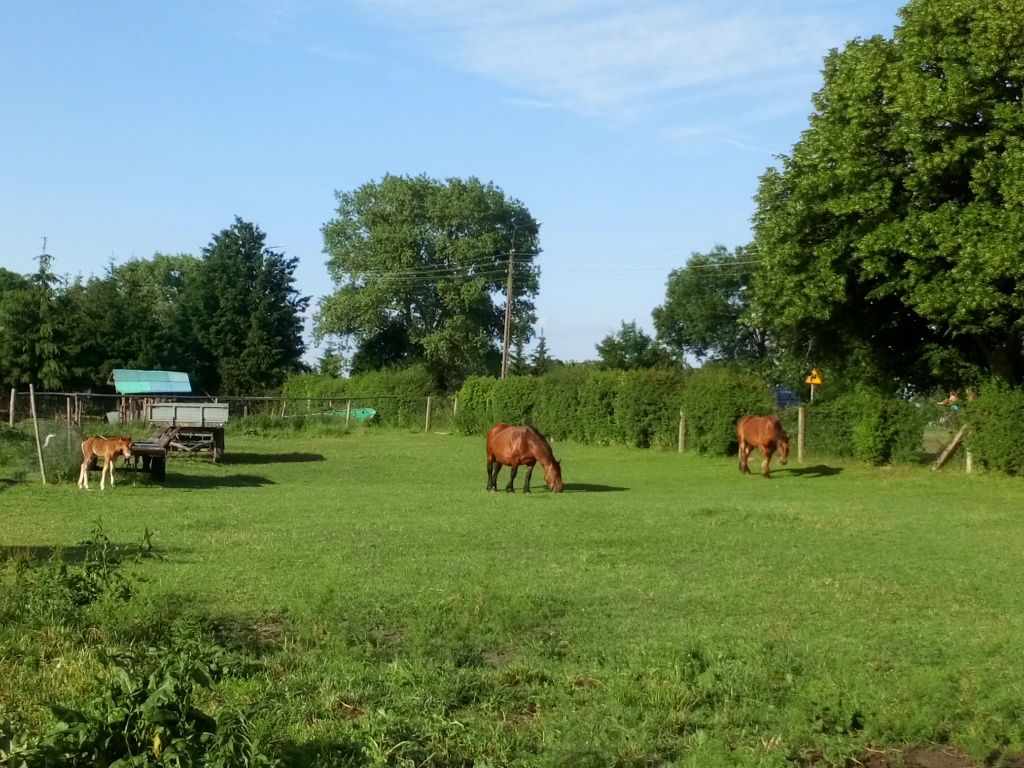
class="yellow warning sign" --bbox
[805,368,823,386]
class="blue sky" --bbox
[1,0,901,364]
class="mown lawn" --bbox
[2,429,1023,766]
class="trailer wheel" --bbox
[151,456,166,481]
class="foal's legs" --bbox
[78,456,90,489]
[761,447,775,479]
[102,456,115,489]
[487,458,500,491]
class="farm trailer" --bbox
[131,402,229,480]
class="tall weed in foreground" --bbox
[0,523,278,768]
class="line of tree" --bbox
[0,218,309,395]
[599,0,1024,394]
[6,0,1021,397]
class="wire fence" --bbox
[3,389,460,434]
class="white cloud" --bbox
[351,0,847,121]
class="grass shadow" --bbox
[562,483,629,493]
[220,452,326,465]
[0,542,182,565]
[0,478,18,492]
[785,464,843,477]
[164,474,276,489]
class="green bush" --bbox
[680,367,775,456]
[614,370,687,448]
[282,366,435,429]
[490,376,537,427]
[452,376,496,435]
[578,371,623,445]
[530,366,590,442]
[965,382,1024,475]
[807,388,927,465]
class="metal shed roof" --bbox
[110,369,192,395]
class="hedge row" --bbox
[278,366,962,468]
[453,365,775,453]
[801,388,929,465]
[281,365,436,428]
[965,382,1024,475]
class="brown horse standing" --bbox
[737,415,789,479]
[486,423,563,493]
[78,436,134,490]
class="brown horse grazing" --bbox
[737,415,789,479]
[486,423,563,493]
[78,436,134,490]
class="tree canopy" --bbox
[179,218,309,395]
[752,0,1024,389]
[652,244,769,368]
[316,174,540,389]
[595,320,675,371]
[0,220,308,394]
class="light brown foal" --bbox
[78,436,134,490]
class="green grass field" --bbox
[2,429,1023,766]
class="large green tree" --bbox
[317,174,540,388]
[178,218,309,394]
[0,254,67,389]
[753,0,1024,389]
[62,254,200,389]
[652,244,770,367]
[595,320,676,371]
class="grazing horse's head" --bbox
[544,459,564,493]
[776,429,790,465]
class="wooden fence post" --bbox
[424,396,432,433]
[345,399,351,427]
[797,406,805,464]
[8,388,14,427]
[66,397,72,446]
[29,384,46,484]
[677,411,685,453]
[933,425,967,470]
[452,396,458,419]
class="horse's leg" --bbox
[523,463,534,493]
[506,464,519,493]
[100,457,109,490]
[761,448,774,479]
[487,458,498,491]
[739,441,750,474]
[78,457,89,489]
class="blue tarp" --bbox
[110,369,192,395]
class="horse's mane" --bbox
[524,425,556,459]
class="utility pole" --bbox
[500,245,515,379]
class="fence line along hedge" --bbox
[281,366,439,429]
[281,366,950,468]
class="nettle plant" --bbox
[0,524,279,767]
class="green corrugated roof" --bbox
[110,369,192,395]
